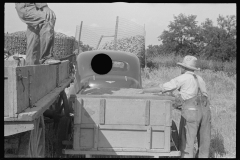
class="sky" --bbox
[4,3,236,46]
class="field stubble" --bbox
[141,65,236,158]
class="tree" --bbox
[158,13,200,56]
[199,15,236,61]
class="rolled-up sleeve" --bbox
[34,3,48,9]
[162,76,182,91]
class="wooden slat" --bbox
[98,148,123,152]
[80,98,101,124]
[16,67,30,114]
[78,124,165,131]
[165,101,172,126]
[77,94,175,101]
[8,67,17,118]
[94,125,99,149]
[99,99,106,125]
[145,100,150,126]
[4,67,9,117]
[147,126,152,149]
[58,61,69,83]
[74,98,82,124]
[104,99,146,125]
[63,149,181,157]
[73,125,81,150]
[4,78,72,121]
[150,100,166,126]
[4,122,34,136]
[164,126,171,152]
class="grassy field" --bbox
[141,58,236,158]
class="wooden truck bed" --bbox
[64,88,180,157]
[4,60,70,120]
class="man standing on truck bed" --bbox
[15,3,60,65]
[142,55,211,158]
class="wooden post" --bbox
[78,21,83,54]
[114,16,119,51]
[144,24,147,69]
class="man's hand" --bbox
[42,6,56,22]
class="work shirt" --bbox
[162,71,208,100]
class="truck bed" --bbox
[70,88,176,156]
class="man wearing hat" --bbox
[142,55,211,158]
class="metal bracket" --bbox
[56,65,59,87]
[28,70,33,108]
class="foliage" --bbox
[155,14,236,62]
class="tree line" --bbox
[146,14,236,62]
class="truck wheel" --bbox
[56,116,72,157]
[171,120,179,151]
[18,115,45,157]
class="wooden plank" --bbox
[150,100,167,126]
[4,122,34,136]
[78,124,165,131]
[77,93,175,101]
[80,128,94,148]
[164,127,171,152]
[147,126,152,149]
[63,149,181,157]
[122,148,147,152]
[4,67,9,117]
[16,67,30,114]
[165,101,172,126]
[8,67,17,118]
[98,129,147,148]
[99,99,106,125]
[4,78,72,121]
[58,61,69,83]
[94,125,99,149]
[98,148,123,152]
[104,99,147,125]
[27,64,57,107]
[80,98,101,124]
[145,100,150,126]
[151,131,165,149]
[73,125,81,150]
[74,98,82,124]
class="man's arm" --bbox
[143,87,163,93]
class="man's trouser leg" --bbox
[25,26,40,65]
[39,18,56,63]
[15,3,54,64]
[179,102,202,158]
[196,106,211,158]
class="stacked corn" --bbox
[4,31,75,59]
[4,31,27,55]
[100,35,145,67]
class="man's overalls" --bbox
[15,3,55,65]
[178,74,211,158]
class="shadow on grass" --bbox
[209,129,227,158]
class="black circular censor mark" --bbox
[91,53,112,75]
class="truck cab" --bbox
[69,50,142,95]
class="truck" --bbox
[60,50,181,158]
[4,53,75,157]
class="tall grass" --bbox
[141,61,236,158]
[146,54,236,76]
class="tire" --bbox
[171,120,179,151]
[56,116,71,157]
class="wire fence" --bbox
[75,16,146,67]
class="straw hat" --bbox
[177,55,200,71]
